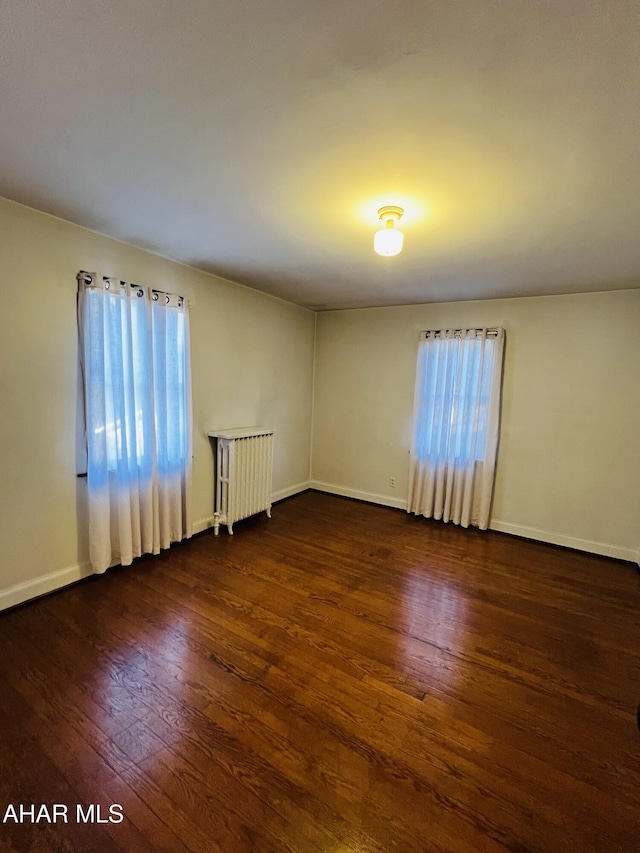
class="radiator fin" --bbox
[208,428,274,535]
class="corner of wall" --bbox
[308,310,318,483]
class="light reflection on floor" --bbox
[399,568,469,693]
[94,612,198,768]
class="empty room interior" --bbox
[1,1,639,851]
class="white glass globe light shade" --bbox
[374,225,404,257]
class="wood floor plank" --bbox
[42,595,358,853]
[0,491,639,852]
[109,566,558,847]
[58,585,376,853]
[129,535,640,791]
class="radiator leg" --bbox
[266,506,272,518]
[228,522,234,535]
[213,523,219,536]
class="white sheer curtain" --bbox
[408,328,504,530]
[78,272,192,573]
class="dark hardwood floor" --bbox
[1,491,639,852]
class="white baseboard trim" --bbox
[489,519,638,563]
[272,481,311,503]
[192,481,311,536]
[0,563,93,612]
[308,482,637,563]
[192,515,215,535]
[310,480,408,511]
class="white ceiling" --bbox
[1,0,639,309]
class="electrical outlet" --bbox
[389,477,396,488]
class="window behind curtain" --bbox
[408,327,505,530]
[84,285,153,472]
[414,333,497,463]
[78,273,192,573]
[151,293,190,476]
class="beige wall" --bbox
[311,290,640,561]
[0,197,314,606]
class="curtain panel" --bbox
[408,327,505,530]
[77,272,192,573]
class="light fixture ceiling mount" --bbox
[374,206,404,256]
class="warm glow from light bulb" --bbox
[374,225,404,256]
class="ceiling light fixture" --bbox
[374,206,404,257]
